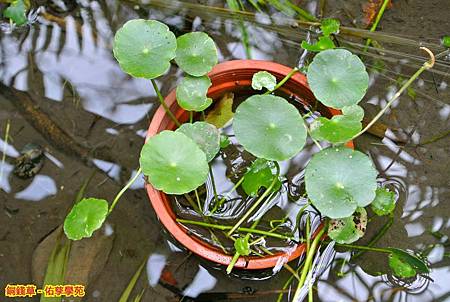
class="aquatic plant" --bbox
[62,18,434,298]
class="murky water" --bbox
[0,0,449,301]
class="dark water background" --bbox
[0,0,449,301]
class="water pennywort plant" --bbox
[62,18,435,294]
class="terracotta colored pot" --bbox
[145,60,350,270]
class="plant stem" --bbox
[226,252,241,274]
[176,219,293,240]
[150,79,180,127]
[264,68,299,95]
[351,47,435,141]
[292,226,326,302]
[189,111,193,123]
[226,163,280,236]
[109,167,142,214]
[364,0,390,49]
[184,193,202,213]
[418,129,450,146]
[194,189,202,212]
[351,215,393,260]
[334,242,391,254]
[209,176,245,215]
[306,217,313,302]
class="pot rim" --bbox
[145,59,351,270]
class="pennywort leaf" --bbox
[388,248,429,278]
[252,71,277,91]
[113,19,177,79]
[175,32,218,76]
[305,147,378,218]
[328,207,367,244]
[4,0,29,26]
[176,75,212,112]
[371,187,396,216]
[307,49,369,109]
[301,36,335,52]
[321,18,340,36]
[63,198,109,240]
[176,122,220,162]
[233,95,306,161]
[242,158,281,196]
[140,131,209,194]
[234,236,250,256]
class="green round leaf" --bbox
[301,36,335,52]
[388,248,429,277]
[388,252,417,278]
[371,187,396,216]
[321,18,340,36]
[140,131,209,194]
[176,122,220,162]
[342,105,364,121]
[252,71,277,91]
[234,236,250,256]
[242,159,281,196]
[305,147,377,218]
[328,207,367,244]
[233,95,307,161]
[113,19,176,79]
[307,49,369,109]
[310,116,362,144]
[176,75,212,111]
[175,32,218,76]
[442,36,450,48]
[64,198,109,240]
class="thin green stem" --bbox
[303,118,322,150]
[364,0,390,49]
[306,217,313,302]
[334,242,392,254]
[351,47,435,141]
[189,111,193,123]
[264,68,299,95]
[209,176,245,215]
[194,189,202,213]
[176,219,293,240]
[109,167,142,214]
[226,163,280,236]
[351,215,393,260]
[226,251,241,274]
[292,226,326,302]
[184,193,202,213]
[150,79,180,127]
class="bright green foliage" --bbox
[310,105,364,144]
[301,36,335,52]
[305,147,377,219]
[371,187,396,216]
[176,122,220,162]
[328,207,367,244]
[388,252,416,278]
[442,36,450,48]
[4,0,29,26]
[387,248,429,278]
[252,71,277,91]
[140,131,209,194]
[220,134,230,148]
[205,92,234,128]
[113,19,177,79]
[321,18,340,36]
[307,49,369,109]
[242,159,281,196]
[176,75,212,111]
[175,32,218,76]
[234,236,250,256]
[233,95,306,161]
[63,198,109,240]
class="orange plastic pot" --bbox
[145,60,350,270]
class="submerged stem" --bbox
[351,47,435,141]
[334,242,391,254]
[150,79,180,127]
[209,176,245,215]
[292,226,326,302]
[226,163,281,236]
[176,219,293,240]
[109,167,142,214]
